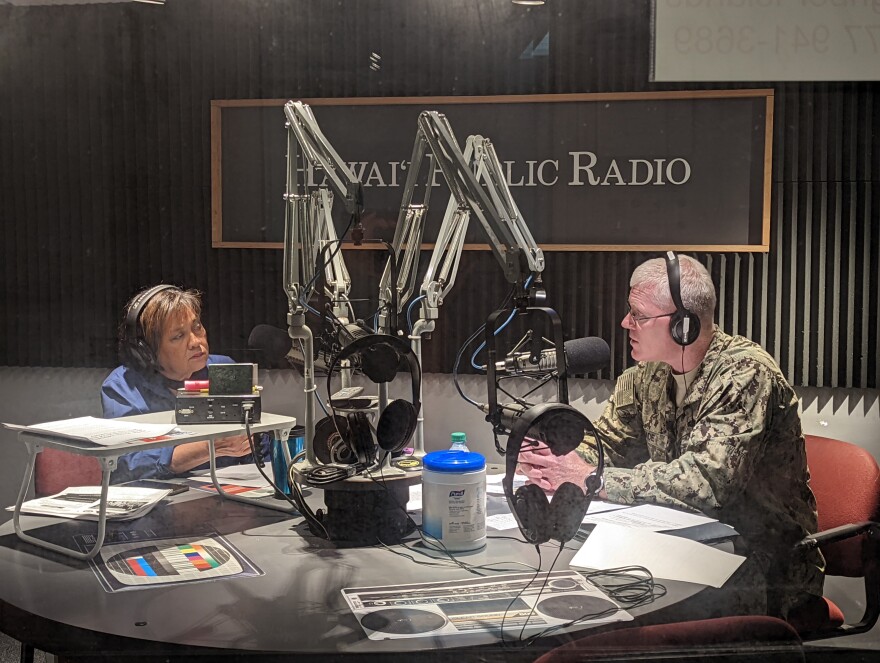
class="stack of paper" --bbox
[9,486,172,521]
[570,522,745,588]
[3,417,181,446]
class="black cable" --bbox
[346,463,664,645]
[680,344,689,398]
[499,545,544,645]
[240,406,300,514]
[452,322,487,407]
[363,465,542,577]
[288,476,331,539]
[515,542,565,643]
[580,566,667,607]
[452,284,518,408]
[519,566,667,646]
[505,372,556,400]
[240,406,333,539]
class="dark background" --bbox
[0,0,877,388]
[218,95,768,246]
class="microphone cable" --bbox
[497,543,558,646]
[365,462,543,577]
[239,404,299,514]
[468,274,533,371]
[580,566,667,608]
[406,294,426,332]
[299,461,367,486]
[240,404,332,540]
[452,281,521,409]
[365,461,662,648]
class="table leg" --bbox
[206,428,299,514]
[13,442,114,561]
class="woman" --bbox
[102,284,266,483]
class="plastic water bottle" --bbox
[449,431,469,452]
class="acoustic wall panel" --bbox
[0,0,876,389]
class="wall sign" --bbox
[652,1,880,82]
[211,91,772,251]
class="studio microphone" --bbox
[247,324,329,372]
[248,322,371,363]
[248,324,297,363]
[494,337,610,376]
[478,401,529,431]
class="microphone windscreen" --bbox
[247,324,292,362]
[563,337,611,374]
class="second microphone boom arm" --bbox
[379,111,548,455]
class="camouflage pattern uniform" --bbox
[579,327,824,617]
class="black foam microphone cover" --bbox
[564,337,611,375]
[248,324,292,362]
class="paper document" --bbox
[583,503,717,531]
[190,464,271,488]
[406,483,422,511]
[486,472,526,495]
[9,486,171,521]
[570,523,745,588]
[189,463,274,490]
[486,499,628,531]
[3,417,179,447]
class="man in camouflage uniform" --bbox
[519,254,824,618]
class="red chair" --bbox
[786,434,880,639]
[34,448,103,497]
[534,616,804,662]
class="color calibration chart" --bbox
[74,530,262,592]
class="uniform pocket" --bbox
[645,431,672,462]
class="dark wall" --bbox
[0,0,877,388]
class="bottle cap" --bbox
[424,450,485,472]
[451,432,467,443]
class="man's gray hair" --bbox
[630,255,717,322]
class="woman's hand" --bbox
[213,434,254,458]
[169,434,254,473]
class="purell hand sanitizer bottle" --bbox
[449,431,469,452]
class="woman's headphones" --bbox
[120,284,177,372]
[664,251,701,347]
[325,333,421,466]
[502,402,605,545]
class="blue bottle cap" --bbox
[423,450,485,472]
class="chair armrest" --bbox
[794,521,880,552]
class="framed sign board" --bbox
[211,91,772,252]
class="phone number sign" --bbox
[652,0,880,81]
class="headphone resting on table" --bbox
[664,251,701,347]
[502,402,605,545]
[120,284,178,372]
[324,333,421,467]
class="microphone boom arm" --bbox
[281,100,365,472]
[283,101,361,323]
[378,112,549,455]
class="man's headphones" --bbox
[120,284,177,372]
[664,251,701,347]
[502,402,605,545]
[325,333,421,466]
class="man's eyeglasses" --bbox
[625,304,675,328]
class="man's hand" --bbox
[517,443,596,493]
[213,434,254,458]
